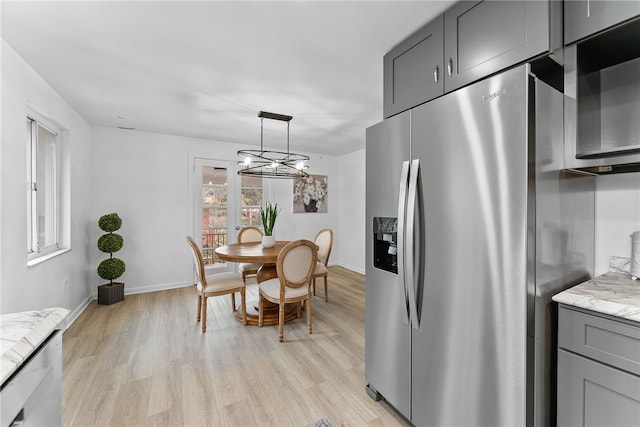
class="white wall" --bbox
[8,32,635,319]
[1,33,365,314]
[1,41,94,315]
[594,172,640,276]
[90,127,342,296]
[338,149,365,273]
[269,153,340,252]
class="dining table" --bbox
[214,241,298,326]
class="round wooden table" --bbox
[214,241,298,326]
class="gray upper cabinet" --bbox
[383,15,443,118]
[383,1,561,117]
[565,0,640,45]
[444,1,560,93]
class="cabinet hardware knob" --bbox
[447,58,453,77]
[434,66,439,83]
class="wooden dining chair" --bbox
[186,236,246,332]
[258,240,318,342]
[312,228,333,302]
[237,226,264,284]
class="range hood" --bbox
[564,18,640,175]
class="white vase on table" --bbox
[262,235,275,248]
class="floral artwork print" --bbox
[293,174,328,213]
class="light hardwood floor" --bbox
[62,266,409,426]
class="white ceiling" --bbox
[2,0,455,156]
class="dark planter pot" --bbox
[97,282,125,305]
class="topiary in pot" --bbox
[97,213,125,305]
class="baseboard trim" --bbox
[337,263,364,275]
[67,281,193,331]
[64,295,92,330]
[89,280,193,299]
[121,280,193,296]
[70,268,363,327]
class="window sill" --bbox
[27,248,71,267]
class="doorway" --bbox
[192,158,264,273]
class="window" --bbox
[27,116,60,258]
[192,159,265,269]
[240,175,262,228]
[201,166,229,265]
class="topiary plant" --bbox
[97,213,125,285]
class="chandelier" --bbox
[237,111,309,179]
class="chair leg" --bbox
[306,297,312,335]
[324,276,328,302]
[197,294,202,322]
[231,293,236,312]
[296,302,302,318]
[258,294,264,327]
[240,288,247,325]
[279,303,285,343]
[201,296,207,333]
[312,277,316,295]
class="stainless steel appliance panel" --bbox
[532,79,596,425]
[365,111,412,418]
[410,66,530,426]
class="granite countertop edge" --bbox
[1,307,70,385]
[552,273,640,323]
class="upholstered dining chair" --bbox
[237,226,264,284]
[258,239,318,342]
[312,228,333,302]
[186,236,246,332]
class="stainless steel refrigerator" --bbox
[365,64,595,426]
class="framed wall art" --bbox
[293,174,328,213]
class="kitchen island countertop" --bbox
[552,273,640,323]
[1,307,69,384]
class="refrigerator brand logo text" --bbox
[482,89,506,101]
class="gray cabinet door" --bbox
[383,15,443,118]
[565,0,640,45]
[557,349,640,426]
[444,0,553,92]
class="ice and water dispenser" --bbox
[373,217,398,274]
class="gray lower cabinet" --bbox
[565,0,640,45]
[443,0,561,92]
[1,331,63,427]
[383,15,443,118]
[557,306,640,426]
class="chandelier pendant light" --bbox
[237,111,310,179]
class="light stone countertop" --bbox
[552,273,640,323]
[0,307,69,384]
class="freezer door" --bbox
[365,111,411,419]
[410,65,530,426]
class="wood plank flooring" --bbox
[62,266,409,426]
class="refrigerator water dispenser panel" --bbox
[373,217,398,273]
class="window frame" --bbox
[27,114,61,260]
[239,174,263,229]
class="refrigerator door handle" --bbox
[397,160,411,325]
[406,159,420,329]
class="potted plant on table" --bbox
[260,201,280,248]
[97,213,126,305]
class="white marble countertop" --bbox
[1,307,69,384]
[552,273,640,323]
